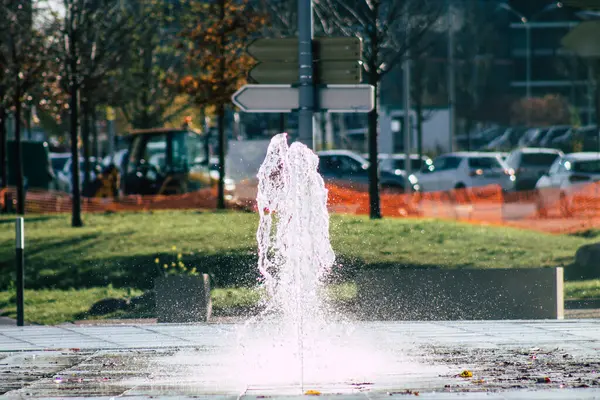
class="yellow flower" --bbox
[172,245,177,251]
[154,258,160,264]
[177,253,182,260]
[178,261,185,268]
[163,264,168,269]
[191,267,197,274]
[171,262,176,267]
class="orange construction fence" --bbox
[4,182,600,234]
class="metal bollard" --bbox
[15,217,24,326]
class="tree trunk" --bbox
[367,25,381,219]
[216,0,226,210]
[91,105,99,159]
[81,99,91,194]
[70,30,83,227]
[14,94,25,215]
[413,61,424,160]
[368,72,381,219]
[217,105,226,210]
[0,108,6,190]
[416,96,423,161]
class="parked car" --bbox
[548,126,598,153]
[102,149,129,173]
[484,127,528,151]
[409,152,515,192]
[49,152,71,176]
[536,125,571,148]
[505,148,563,191]
[5,140,56,190]
[517,128,548,148]
[377,154,432,175]
[558,125,600,153]
[456,126,507,151]
[536,152,600,217]
[317,150,416,192]
[57,157,101,193]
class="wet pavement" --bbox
[1,320,600,399]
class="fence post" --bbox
[15,217,24,326]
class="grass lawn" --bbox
[565,279,600,300]
[0,210,598,324]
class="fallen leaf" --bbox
[304,390,321,396]
[459,370,473,378]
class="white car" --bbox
[536,152,600,217]
[409,152,515,192]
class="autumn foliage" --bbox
[510,94,571,127]
[177,0,267,108]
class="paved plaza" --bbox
[1,320,600,399]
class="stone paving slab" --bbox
[1,320,599,399]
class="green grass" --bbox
[0,211,592,291]
[565,279,600,300]
[0,210,598,324]
[3,281,599,325]
[0,287,143,325]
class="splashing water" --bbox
[235,134,336,389]
[256,133,335,328]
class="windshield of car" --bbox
[51,157,69,172]
[388,159,424,171]
[468,157,502,169]
[573,160,600,174]
[521,153,560,167]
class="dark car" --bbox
[5,140,55,190]
[505,148,563,191]
[317,150,417,192]
[536,125,571,148]
[485,127,528,151]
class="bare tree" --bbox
[51,0,133,226]
[0,0,56,215]
[314,0,442,218]
[116,0,188,130]
[454,1,501,147]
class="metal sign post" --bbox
[15,217,24,326]
[232,0,374,150]
[297,0,315,148]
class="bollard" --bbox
[15,217,24,326]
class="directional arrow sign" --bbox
[247,37,362,62]
[250,61,361,84]
[231,84,374,113]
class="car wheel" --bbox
[559,192,573,217]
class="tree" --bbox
[179,0,266,209]
[314,0,441,218]
[54,0,133,226]
[0,0,56,215]
[510,95,571,127]
[116,0,188,129]
[453,1,503,147]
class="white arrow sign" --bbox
[231,84,374,113]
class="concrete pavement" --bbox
[0,320,599,399]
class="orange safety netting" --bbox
[4,182,600,234]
